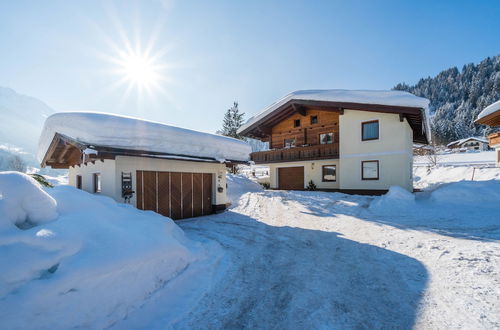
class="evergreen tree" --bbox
[219,102,245,140]
[394,55,500,144]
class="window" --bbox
[284,138,296,148]
[320,132,334,144]
[362,160,379,180]
[310,116,318,124]
[322,165,336,182]
[93,173,101,193]
[294,119,301,127]
[362,120,379,141]
[76,175,82,189]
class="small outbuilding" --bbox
[38,112,251,219]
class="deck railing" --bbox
[250,143,339,164]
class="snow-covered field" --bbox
[415,150,497,166]
[1,169,499,329]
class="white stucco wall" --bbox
[68,156,228,206]
[115,156,227,206]
[338,109,413,191]
[68,159,116,197]
[268,159,340,190]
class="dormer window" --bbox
[294,119,301,127]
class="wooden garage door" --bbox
[136,171,213,220]
[278,167,304,190]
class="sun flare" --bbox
[116,51,161,89]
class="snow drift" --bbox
[38,112,252,163]
[0,171,57,230]
[0,172,205,329]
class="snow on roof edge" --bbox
[238,89,430,134]
[37,112,252,164]
[476,99,500,121]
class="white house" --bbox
[238,89,431,193]
[38,112,251,219]
[475,100,500,166]
[446,137,490,151]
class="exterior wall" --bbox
[68,160,116,197]
[457,141,489,151]
[68,156,228,206]
[268,159,340,190]
[114,156,228,206]
[338,109,413,192]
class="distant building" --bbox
[475,100,500,166]
[446,137,490,151]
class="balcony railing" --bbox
[250,143,339,164]
[488,132,500,147]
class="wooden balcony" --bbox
[250,143,339,164]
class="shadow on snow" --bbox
[178,209,428,329]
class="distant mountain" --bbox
[394,55,500,144]
[0,87,56,172]
[0,87,54,153]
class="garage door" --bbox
[278,167,304,190]
[136,171,213,220]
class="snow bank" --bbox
[0,176,205,329]
[413,165,500,190]
[239,89,430,133]
[0,172,57,230]
[369,186,415,215]
[414,150,497,166]
[369,180,500,230]
[476,99,500,121]
[226,174,263,207]
[38,112,252,163]
[430,180,500,205]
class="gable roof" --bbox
[475,100,500,126]
[38,112,251,168]
[238,89,431,144]
[446,136,488,148]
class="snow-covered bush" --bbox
[0,171,57,230]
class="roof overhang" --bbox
[239,99,430,144]
[41,133,249,169]
[475,109,500,127]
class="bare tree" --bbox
[7,155,27,172]
[426,142,439,168]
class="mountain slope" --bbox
[0,87,55,154]
[394,55,500,143]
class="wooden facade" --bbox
[250,108,340,164]
[488,132,500,147]
[269,109,339,149]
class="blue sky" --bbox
[1,0,499,133]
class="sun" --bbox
[116,50,162,89]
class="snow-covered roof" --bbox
[476,100,500,122]
[238,89,430,134]
[446,136,488,147]
[38,112,251,163]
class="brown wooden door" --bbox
[278,167,304,190]
[136,171,213,220]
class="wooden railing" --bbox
[250,143,339,164]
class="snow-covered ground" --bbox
[0,172,220,329]
[1,169,499,329]
[415,150,497,166]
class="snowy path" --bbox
[174,190,499,329]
